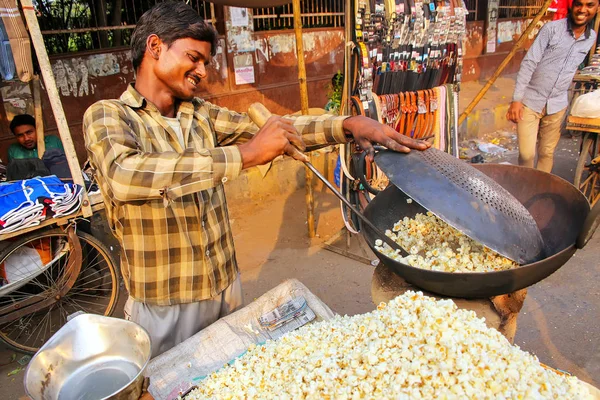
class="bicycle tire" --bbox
[0,228,119,354]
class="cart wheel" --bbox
[574,133,600,207]
[0,228,120,354]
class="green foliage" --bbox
[325,71,343,115]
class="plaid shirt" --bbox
[83,84,349,305]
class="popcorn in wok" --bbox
[187,292,591,400]
[375,212,519,273]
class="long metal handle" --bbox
[248,103,407,256]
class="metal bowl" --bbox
[24,314,151,400]
[362,164,591,298]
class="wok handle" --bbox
[247,103,408,256]
[247,102,271,127]
[576,201,600,249]
[248,103,308,162]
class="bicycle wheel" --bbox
[0,228,119,353]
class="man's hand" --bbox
[239,116,307,169]
[506,101,524,123]
[343,116,431,162]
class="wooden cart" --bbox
[0,0,119,354]
[566,74,600,207]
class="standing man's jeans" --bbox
[517,106,566,173]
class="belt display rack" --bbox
[334,0,467,240]
[349,0,467,155]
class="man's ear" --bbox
[146,34,162,61]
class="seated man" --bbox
[7,114,64,162]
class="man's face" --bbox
[13,124,37,150]
[153,38,212,101]
[571,0,599,27]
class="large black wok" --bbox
[362,164,593,298]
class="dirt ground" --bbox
[2,81,599,396]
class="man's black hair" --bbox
[10,114,36,134]
[130,1,218,71]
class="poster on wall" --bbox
[230,7,249,27]
[486,29,497,52]
[486,0,499,53]
[233,53,255,85]
[498,21,515,43]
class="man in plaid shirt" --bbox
[84,2,429,357]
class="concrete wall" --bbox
[462,18,548,82]
[0,28,343,164]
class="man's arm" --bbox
[83,101,242,203]
[508,23,552,122]
[513,23,552,103]
[205,102,426,166]
[206,102,349,148]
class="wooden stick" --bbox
[293,0,316,238]
[20,0,92,217]
[341,0,352,115]
[458,0,554,126]
[32,75,45,158]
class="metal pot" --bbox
[361,164,595,298]
[24,314,151,400]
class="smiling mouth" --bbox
[186,75,200,87]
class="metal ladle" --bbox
[247,103,408,256]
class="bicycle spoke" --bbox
[73,275,112,290]
[64,295,109,309]
[49,304,53,336]
[69,287,115,293]
[66,292,111,302]
[0,291,48,305]
[82,250,104,270]
[9,310,37,344]
[57,300,68,326]
[0,230,118,352]
[30,307,52,347]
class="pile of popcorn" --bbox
[374,211,518,273]
[187,292,591,399]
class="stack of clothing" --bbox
[0,175,83,234]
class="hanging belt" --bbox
[422,89,432,138]
[379,94,388,125]
[421,90,429,138]
[396,92,407,135]
[350,95,365,117]
[357,42,373,100]
[367,97,378,121]
[429,88,437,137]
[387,94,399,128]
[406,92,418,137]
[372,92,383,123]
[415,90,427,138]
